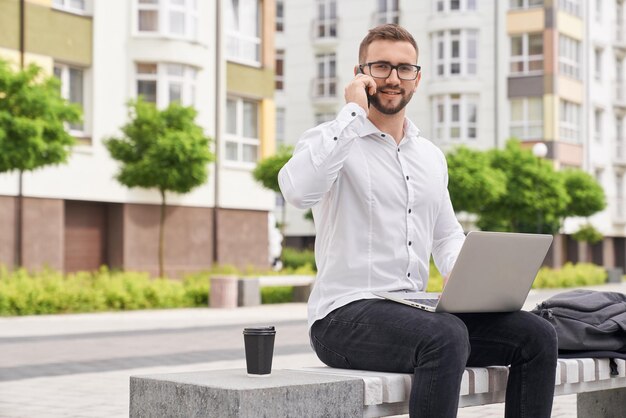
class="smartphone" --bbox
[357,67,371,107]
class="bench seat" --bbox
[130,358,626,417]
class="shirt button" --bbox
[397,148,400,152]
[408,209,412,214]
[408,241,412,246]
[381,133,386,137]
[351,112,356,117]
[333,136,337,141]
[407,272,411,277]
[406,175,409,180]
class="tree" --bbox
[252,145,293,236]
[447,140,605,235]
[105,99,214,277]
[0,59,81,266]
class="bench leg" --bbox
[577,388,626,418]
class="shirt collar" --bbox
[355,115,422,141]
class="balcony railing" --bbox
[311,78,339,104]
[312,18,339,40]
[610,197,626,224]
[615,138,626,166]
[372,10,399,25]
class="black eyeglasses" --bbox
[359,61,421,80]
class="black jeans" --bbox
[310,299,558,418]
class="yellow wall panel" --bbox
[227,62,274,98]
[0,47,53,72]
[262,0,275,69]
[543,94,557,141]
[260,99,276,158]
[557,11,584,40]
[557,76,583,103]
[507,9,545,34]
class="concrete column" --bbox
[209,275,239,308]
[577,388,626,418]
[603,237,615,268]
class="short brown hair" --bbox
[358,24,419,64]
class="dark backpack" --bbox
[531,289,626,374]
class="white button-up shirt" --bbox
[278,103,465,328]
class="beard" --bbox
[369,86,414,115]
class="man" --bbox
[278,24,557,418]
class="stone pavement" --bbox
[1,282,625,418]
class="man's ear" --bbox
[354,65,360,76]
[413,70,422,92]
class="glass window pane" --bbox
[225,141,238,161]
[528,98,543,120]
[70,0,85,10]
[468,104,477,123]
[54,65,62,79]
[139,0,159,3]
[451,104,460,121]
[242,144,258,162]
[137,80,157,103]
[243,101,258,138]
[451,0,460,10]
[169,83,182,103]
[511,36,523,56]
[139,10,159,31]
[451,127,461,138]
[510,100,523,121]
[137,63,157,74]
[451,40,460,58]
[529,34,543,55]
[226,99,237,134]
[170,11,185,35]
[69,68,83,105]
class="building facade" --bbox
[0,0,276,276]
[276,0,626,271]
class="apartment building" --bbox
[276,0,626,271]
[0,0,276,276]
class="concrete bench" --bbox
[130,358,626,417]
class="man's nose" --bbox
[385,68,401,84]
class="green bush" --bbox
[281,248,316,271]
[533,263,606,288]
[261,286,293,304]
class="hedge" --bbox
[0,262,615,316]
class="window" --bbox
[314,53,337,98]
[510,33,543,75]
[559,35,581,79]
[616,174,624,220]
[433,29,478,77]
[315,112,336,125]
[560,0,581,16]
[226,0,261,66]
[276,0,284,32]
[617,116,625,160]
[54,63,84,133]
[375,0,399,24]
[594,108,603,142]
[52,0,85,13]
[136,62,197,108]
[276,49,284,91]
[225,97,260,164]
[315,0,337,38]
[594,48,603,81]
[276,107,285,145]
[509,0,543,9]
[559,100,581,143]
[137,0,198,39]
[596,0,602,22]
[432,94,478,142]
[510,97,543,140]
[435,0,477,12]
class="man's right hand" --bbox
[344,73,377,115]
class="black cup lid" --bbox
[243,326,276,335]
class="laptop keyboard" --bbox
[406,298,438,307]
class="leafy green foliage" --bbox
[572,224,604,244]
[446,146,506,214]
[561,169,606,217]
[105,99,214,277]
[532,263,607,288]
[105,99,213,194]
[447,140,605,234]
[0,59,80,173]
[281,248,316,271]
[252,145,293,193]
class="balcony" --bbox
[372,10,399,26]
[311,78,339,106]
[615,82,626,108]
[311,18,340,49]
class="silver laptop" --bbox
[373,231,553,313]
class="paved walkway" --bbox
[1,282,625,418]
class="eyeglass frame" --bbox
[358,61,422,81]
